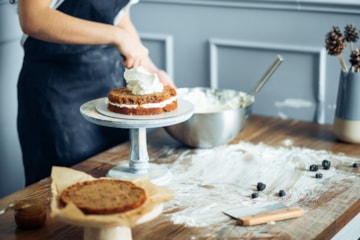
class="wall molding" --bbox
[139,0,360,15]
[209,38,327,124]
[140,33,174,80]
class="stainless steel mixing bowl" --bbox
[164,87,254,148]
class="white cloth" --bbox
[114,0,139,25]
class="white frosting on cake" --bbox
[124,67,164,95]
[107,96,177,109]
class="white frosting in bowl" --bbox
[179,88,254,113]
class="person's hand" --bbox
[157,70,176,88]
[114,29,149,68]
[141,59,176,88]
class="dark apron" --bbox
[17,0,131,185]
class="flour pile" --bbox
[163,141,358,227]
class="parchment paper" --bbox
[50,166,174,228]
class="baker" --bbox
[13,0,175,185]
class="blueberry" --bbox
[251,192,259,199]
[322,160,331,170]
[279,190,286,197]
[309,164,318,171]
[256,182,266,191]
[353,163,359,168]
[315,173,323,179]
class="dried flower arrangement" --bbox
[325,24,359,73]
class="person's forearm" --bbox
[116,11,175,86]
[116,12,140,41]
[116,12,160,71]
[18,0,120,46]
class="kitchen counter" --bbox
[0,115,359,240]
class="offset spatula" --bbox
[223,203,304,226]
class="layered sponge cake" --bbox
[107,67,177,115]
[108,86,177,115]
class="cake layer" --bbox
[108,86,176,105]
[60,179,146,215]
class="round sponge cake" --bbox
[60,179,146,215]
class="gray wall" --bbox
[0,1,24,197]
[1,0,359,196]
[132,0,360,124]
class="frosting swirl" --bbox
[124,67,164,95]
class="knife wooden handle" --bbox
[237,206,304,226]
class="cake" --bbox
[107,67,177,115]
[60,179,146,215]
[108,86,177,115]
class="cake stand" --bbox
[80,98,194,185]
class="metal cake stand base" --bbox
[106,128,173,185]
[80,98,193,185]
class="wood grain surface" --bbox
[0,115,359,240]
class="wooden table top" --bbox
[1,115,359,240]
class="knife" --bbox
[223,203,304,226]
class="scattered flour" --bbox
[275,98,313,108]
[162,141,359,227]
[282,138,294,147]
